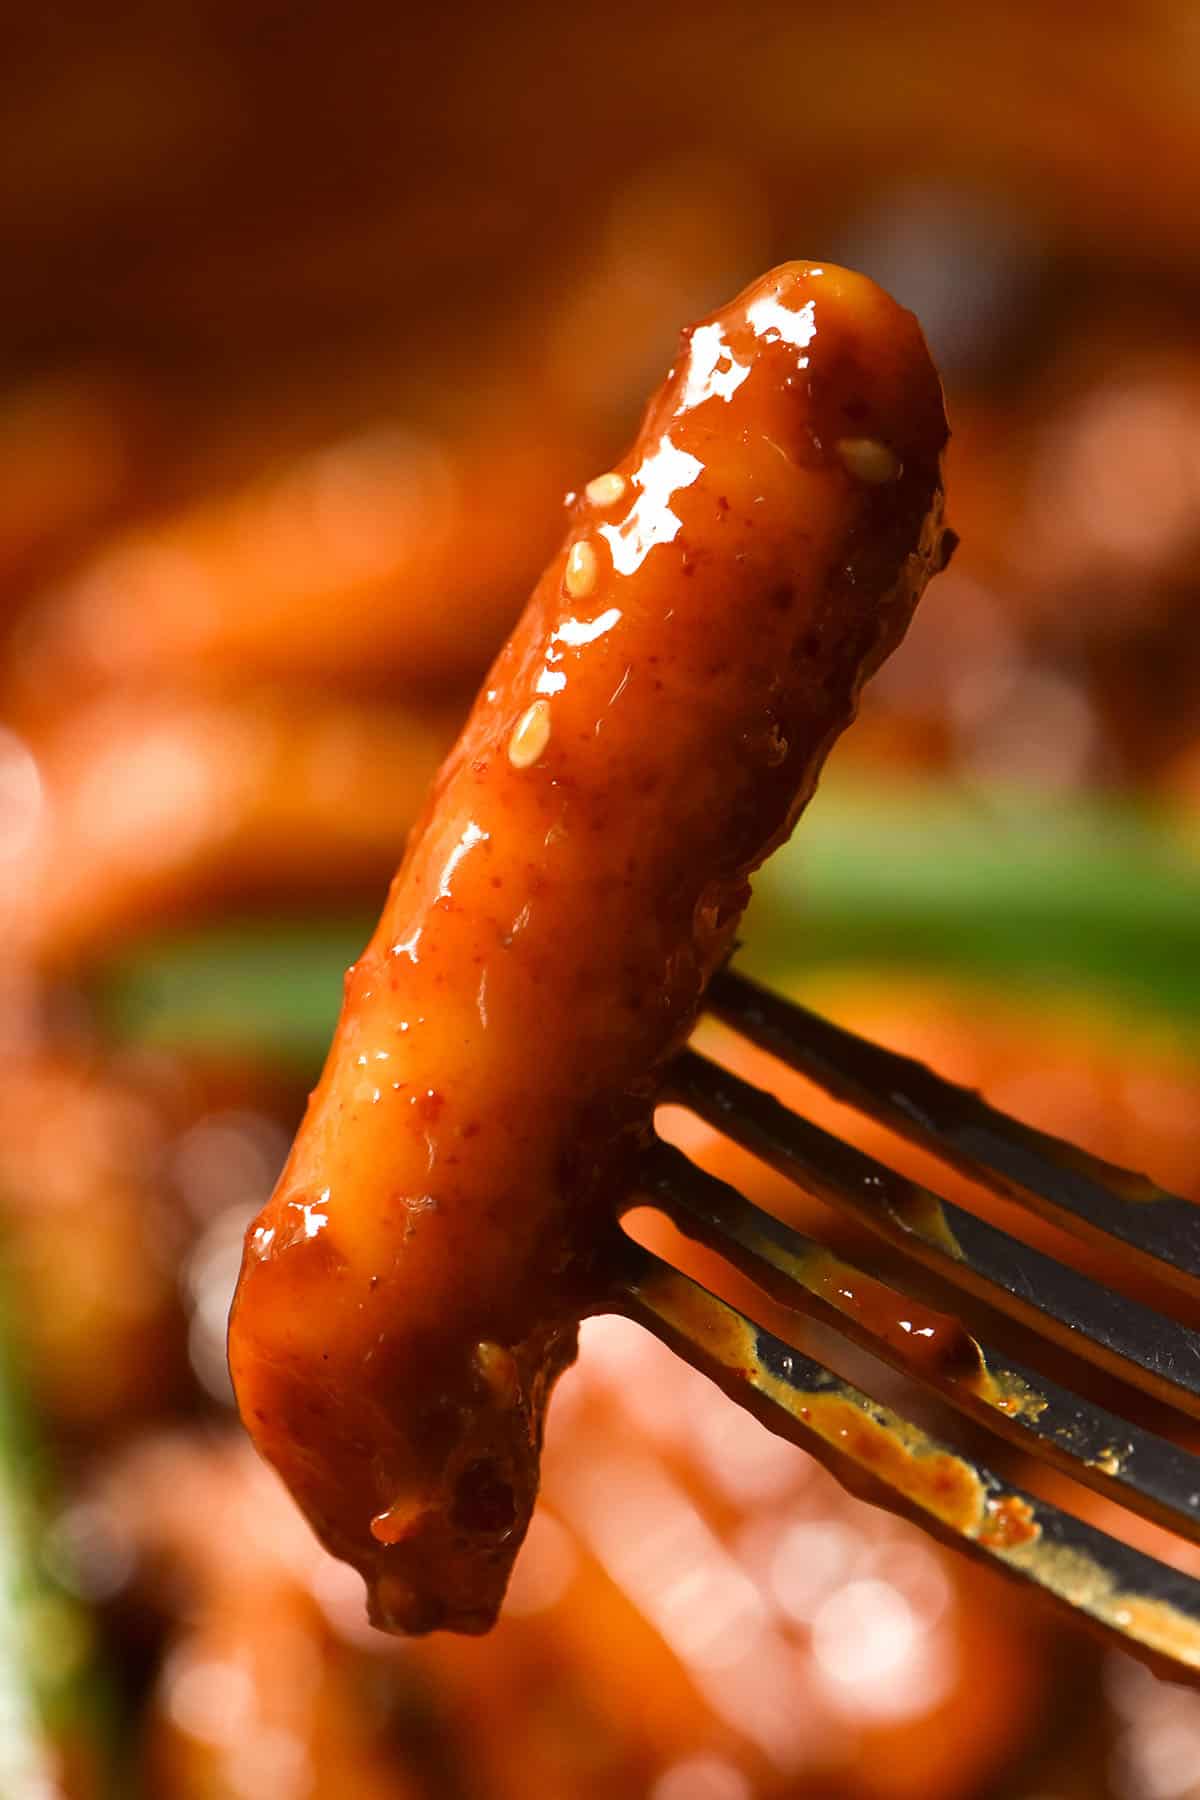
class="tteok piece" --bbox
[229,261,951,1634]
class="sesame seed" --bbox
[369,1494,427,1545]
[585,471,627,508]
[564,538,598,598]
[836,437,901,484]
[508,699,551,769]
[474,1340,519,1406]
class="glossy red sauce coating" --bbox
[228,261,951,1635]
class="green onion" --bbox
[94,783,1200,1067]
[0,1268,119,1796]
[745,781,1200,1028]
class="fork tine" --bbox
[640,1138,1200,1545]
[617,1241,1200,1682]
[666,1049,1200,1420]
[708,967,1200,1299]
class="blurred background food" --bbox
[3,3,1200,1795]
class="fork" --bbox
[610,967,1200,1683]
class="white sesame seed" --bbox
[474,1340,519,1406]
[835,437,901,484]
[564,538,598,598]
[585,471,627,508]
[507,699,552,769]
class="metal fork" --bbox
[612,967,1200,1682]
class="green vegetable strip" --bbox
[747,782,1200,1021]
[0,1269,117,1797]
[93,784,1200,1066]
